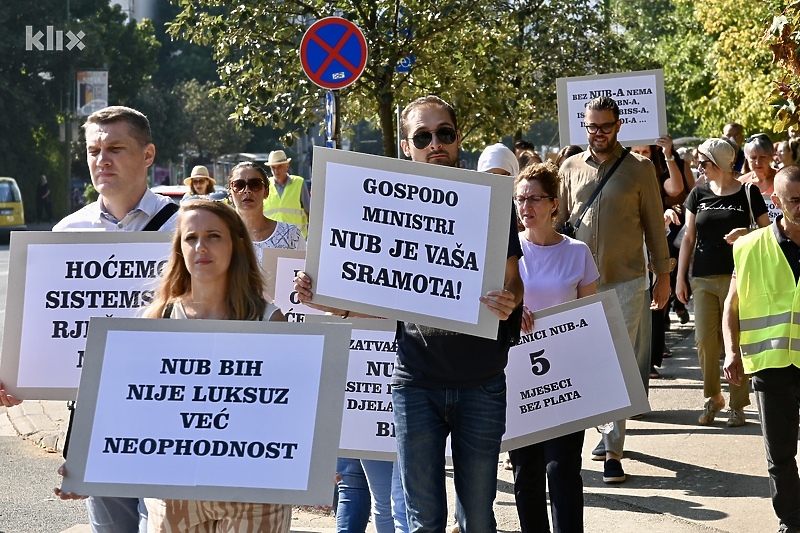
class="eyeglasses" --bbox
[514,195,555,206]
[585,122,618,134]
[191,178,207,183]
[697,160,713,169]
[408,127,458,149]
[229,178,265,193]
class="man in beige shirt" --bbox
[558,96,670,484]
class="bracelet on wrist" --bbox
[665,155,675,162]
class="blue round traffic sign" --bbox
[300,17,368,90]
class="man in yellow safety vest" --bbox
[723,164,800,533]
[262,149,310,238]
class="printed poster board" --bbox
[60,318,351,506]
[0,232,172,401]
[261,249,325,323]
[557,69,667,148]
[304,146,513,340]
[501,291,650,452]
[306,316,398,461]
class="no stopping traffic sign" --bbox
[300,17,368,90]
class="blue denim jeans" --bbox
[336,457,371,533]
[393,374,507,533]
[86,496,147,533]
[751,366,800,531]
[361,460,408,533]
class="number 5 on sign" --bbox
[499,291,649,452]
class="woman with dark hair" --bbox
[510,161,598,533]
[227,161,305,263]
[142,199,291,533]
[631,136,691,377]
[555,145,583,168]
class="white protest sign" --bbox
[763,193,781,223]
[0,232,172,401]
[261,249,325,323]
[556,69,667,148]
[306,316,398,460]
[501,291,650,452]
[60,318,351,506]
[305,147,513,339]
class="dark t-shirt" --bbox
[392,203,523,389]
[685,182,767,277]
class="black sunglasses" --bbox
[229,178,265,193]
[585,122,618,134]
[408,127,458,149]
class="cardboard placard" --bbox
[0,232,172,400]
[260,249,324,323]
[304,147,513,339]
[557,69,667,148]
[501,291,650,452]
[60,318,351,506]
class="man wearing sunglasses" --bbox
[262,149,310,238]
[395,96,523,532]
[558,96,671,485]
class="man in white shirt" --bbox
[53,106,178,533]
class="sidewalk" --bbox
[1,313,782,533]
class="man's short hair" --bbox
[585,96,620,121]
[776,164,800,185]
[400,96,458,139]
[83,106,152,147]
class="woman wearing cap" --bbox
[143,199,291,533]
[181,165,216,203]
[227,162,305,263]
[676,138,769,428]
[738,134,777,194]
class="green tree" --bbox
[177,79,253,161]
[0,1,160,218]
[169,0,634,156]
[762,3,800,132]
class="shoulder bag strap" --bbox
[143,203,179,231]
[744,182,755,228]
[573,148,630,230]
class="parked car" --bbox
[150,184,228,204]
[0,177,26,242]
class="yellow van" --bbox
[0,177,26,241]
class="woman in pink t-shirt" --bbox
[509,162,599,533]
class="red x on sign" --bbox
[300,17,368,90]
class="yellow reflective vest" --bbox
[732,226,800,374]
[263,175,308,238]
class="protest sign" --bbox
[0,232,172,401]
[763,193,781,223]
[501,291,650,452]
[556,69,667,148]
[306,316,398,460]
[261,249,325,323]
[60,317,351,506]
[305,146,513,339]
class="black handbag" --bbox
[559,148,630,237]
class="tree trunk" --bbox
[377,91,397,158]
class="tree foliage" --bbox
[168,0,631,156]
[763,2,800,132]
[0,0,159,218]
